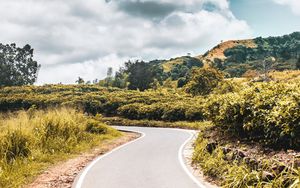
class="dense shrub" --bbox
[185,67,224,96]
[206,81,300,148]
[118,101,205,122]
[85,120,108,134]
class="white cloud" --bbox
[273,0,300,15]
[0,0,252,84]
[37,54,129,84]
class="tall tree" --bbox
[105,67,113,87]
[262,56,276,81]
[125,60,155,91]
[0,43,40,87]
[112,67,127,88]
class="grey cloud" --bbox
[117,1,178,20]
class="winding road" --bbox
[73,126,209,188]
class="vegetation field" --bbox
[0,108,120,187]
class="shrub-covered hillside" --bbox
[102,32,299,91]
[203,32,300,77]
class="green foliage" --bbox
[112,67,127,88]
[0,43,40,87]
[193,132,300,187]
[103,116,213,130]
[117,101,205,121]
[206,81,300,148]
[1,79,300,149]
[212,80,242,94]
[105,56,202,90]
[168,57,204,81]
[185,67,224,96]
[124,60,163,91]
[219,32,300,77]
[85,120,108,134]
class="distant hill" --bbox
[155,32,299,80]
[198,32,300,77]
[109,32,300,89]
[199,39,257,63]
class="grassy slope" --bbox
[0,108,121,187]
[199,39,257,63]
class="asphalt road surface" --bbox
[73,126,207,188]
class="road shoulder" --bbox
[183,131,218,188]
[26,132,140,188]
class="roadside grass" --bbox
[192,131,300,188]
[0,108,121,188]
[102,116,213,130]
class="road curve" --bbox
[73,126,206,188]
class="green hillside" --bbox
[203,32,300,77]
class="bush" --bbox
[117,101,205,122]
[206,81,300,148]
[85,120,108,134]
[185,67,224,96]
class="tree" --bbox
[185,67,224,96]
[212,58,224,70]
[177,77,187,88]
[112,67,127,88]
[105,67,113,87]
[125,60,156,91]
[76,77,85,84]
[0,43,40,87]
[262,56,276,81]
[92,79,99,84]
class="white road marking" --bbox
[74,130,146,188]
[74,127,205,188]
[178,130,207,188]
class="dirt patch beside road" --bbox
[26,132,140,188]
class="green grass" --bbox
[102,116,212,130]
[0,108,121,188]
[192,130,300,188]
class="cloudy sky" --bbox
[0,0,299,84]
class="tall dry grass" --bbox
[0,107,120,187]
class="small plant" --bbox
[85,120,108,134]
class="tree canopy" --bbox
[0,43,40,87]
[185,67,224,96]
[125,60,162,91]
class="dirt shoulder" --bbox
[183,131,218,188]
[26,132,140,188]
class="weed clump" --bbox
[85,120,108,134]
